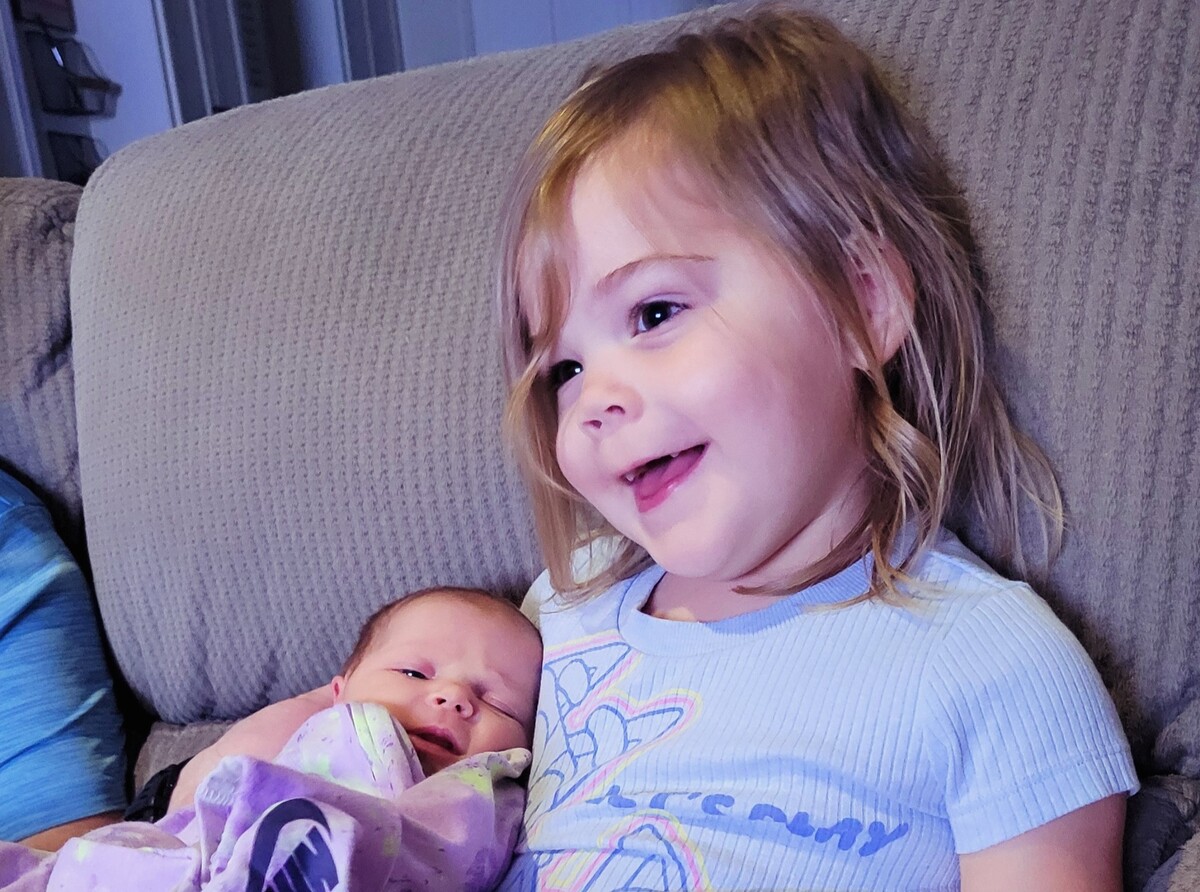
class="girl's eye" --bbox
[400,668,428,680]
[633,299,683,333]
[547,359,582,391]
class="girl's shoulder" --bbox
[835,532,1097,692]
[521,538,635,616]
[522,561,649,630]
[907,531,1048,624]
[911,536,1139,850]
[912,533,1115,719]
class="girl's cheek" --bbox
[557,430,602,502]
[555,428,582,484]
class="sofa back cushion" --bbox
[71,0,1199,783]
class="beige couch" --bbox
[1,1,1197,887]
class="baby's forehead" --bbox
[377,591,540,654]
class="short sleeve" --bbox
[0,477,127,840]
[520,538,629,625]
[520,569,553,628]
[919,583,1139,853]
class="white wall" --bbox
[292,0,347,90]
[0,4,42,177]
[412,0,709,62]
[0,0,168,175]
[293,1,712,92]
[72,0,177,158]
[397,0,475,70]
[0,0,716,174]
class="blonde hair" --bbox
[498,4,1062,604]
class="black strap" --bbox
[123,759,190,823]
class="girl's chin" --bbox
[638,536,723,577]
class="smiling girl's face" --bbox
[546,147,874,602]
[331,594,541,776]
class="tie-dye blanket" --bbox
[0,702,530,891]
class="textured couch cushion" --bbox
[72,57,560,724]
[0,178,84,558]
[132,720,229,792]
[1126,776,1200,890]
[71,0,1198,798]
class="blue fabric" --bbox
[0,470,126,841]
[501,532,1138,891]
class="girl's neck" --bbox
[642,572,789,622]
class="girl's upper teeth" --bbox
[624,452,683,484]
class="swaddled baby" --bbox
[0,587,542,892]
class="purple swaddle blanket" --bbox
[0,702,530,890]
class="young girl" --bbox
[495,6,1138,891]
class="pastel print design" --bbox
[520,633,707,890]
[587,814,711,891]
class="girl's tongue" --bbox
[631,445,705,511]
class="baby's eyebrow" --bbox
[594,253,712,298]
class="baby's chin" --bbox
[416,751,451,775]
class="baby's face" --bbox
[332,596,541,776]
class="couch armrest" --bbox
[1139,826,1200,892]
[132,720,232,792]
[1125,776,1200,891]
[0,177,84,559]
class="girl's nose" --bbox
[576,366,640,436]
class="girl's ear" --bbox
[849,239,915,369]
[331,676,345,701]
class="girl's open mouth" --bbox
[625,445,706,512]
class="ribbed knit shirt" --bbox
[500,533,1138,891]
[0,471,126,840]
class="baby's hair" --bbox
[340,586,540,677]
[498,3,1062,603]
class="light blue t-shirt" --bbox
[501,533,1138,891]
[0,470,126,840]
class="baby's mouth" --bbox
[410,726,462,756]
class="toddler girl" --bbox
[495,6,1138,891]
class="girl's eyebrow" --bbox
[594,253,712,298]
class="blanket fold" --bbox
[0,703,530,891]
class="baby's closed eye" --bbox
[483,694,521,721]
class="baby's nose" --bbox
[433,683,474,716]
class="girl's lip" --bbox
[619,443,706,483]
[629,444,706,512]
